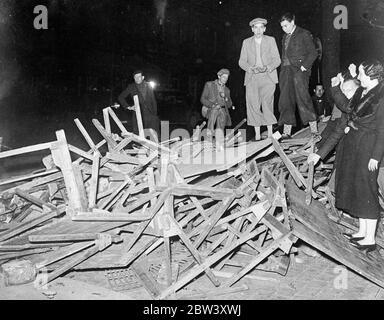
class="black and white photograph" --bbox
[0,0,384,307]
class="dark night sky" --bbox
[0,0,383,112]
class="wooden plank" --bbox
[0,207,64,242]
[29,233,108,243]
[0,172,63,194]
[168,216,221,287]
[50,130,87,212]
[287,181,384,289]
[158,225,264,299]
[15,189,56,210]
[0,247,54,261]
[0,169,59,187]
[72,213,151,222]
[92,119,118,149]
[156,184,237,200]
[270,136,307,188]
[306,139,315,205]
[131,261,161,299]
[292,221,384,289]
[103,108,111,134]
[224,232,294,287]
[133,95,145,138]
[119,188,171,255]
[88,153,100,208]
[107,106,130,136]
[193,195,236,249]
[124,132,171,155]
[105,152,142,165]
[0,142,53,159]
[68,144,94,162]
[98,180,130,210]
[74,118,100,154]
[36,241,94,269]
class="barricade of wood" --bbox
[1,97,382,298]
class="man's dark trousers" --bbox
[278,65,317,126]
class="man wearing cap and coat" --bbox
[239,17,281,140]
[201,68,233,143]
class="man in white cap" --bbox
[239,17,281,141]
[200,68,233,145]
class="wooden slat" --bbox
[0,142,53,159]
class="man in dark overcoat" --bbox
[277,12,319,140]
[118,70,160,136]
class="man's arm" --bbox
[371,96,384,162]
[266,37,281,72]
[226,88,233,108]
[330,86,350,113]
[317,115,347,159]
[118,85,133,109]
[302,31,318,71]
[200,82,215,108]
[238,40,253,73]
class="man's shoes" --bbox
[350,241,377,253]
[281,133,292,140]
[342,233,364,241]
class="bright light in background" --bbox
[154,0,167,25]
[148,81,157,89]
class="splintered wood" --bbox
[1,101,383,299]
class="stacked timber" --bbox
[1,97,383,298]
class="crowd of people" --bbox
[308,60,384,254]
[117,12,384,255]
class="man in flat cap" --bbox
[200,68,233,146]
[278,12,319,140]
[239,17,281,141]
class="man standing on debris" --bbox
[238,17,281,141]
[118,70,160,136]
[200,68,233,146]
[277,12,320,140]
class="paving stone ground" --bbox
[57,248,384,300]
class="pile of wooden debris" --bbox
[1,100,384,299]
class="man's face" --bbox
[218,74,229,84]
[280,19,295,34]
[251,23,266,38]
[134,73,144,84]
[315,86,324,97]
[341,80,359,99]
[357,65,370,88]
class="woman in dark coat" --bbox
[308,60,384,252]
